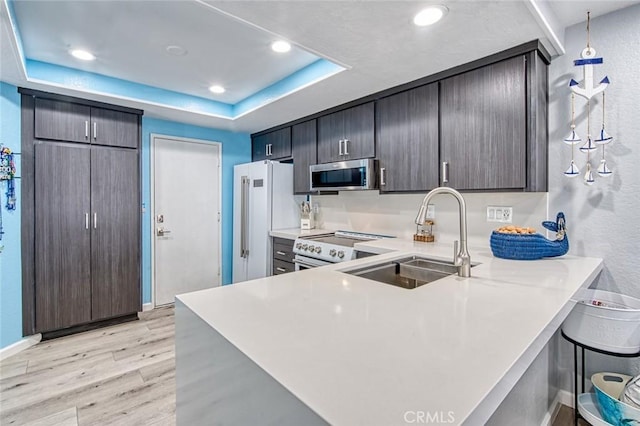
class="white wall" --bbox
[549,5,640,379]
[312,191,548,248]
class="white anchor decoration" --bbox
[569,47,609,101]
[563,11,614,185]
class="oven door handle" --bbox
[293,258,327,269]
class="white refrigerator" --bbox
[233,161,299,283]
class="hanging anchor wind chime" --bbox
[0,146,17,244]
[563,12,613,185]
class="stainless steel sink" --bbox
[342,256,475,290]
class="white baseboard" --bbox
[142,303,154,312]
[556,389,574,408]
[540,390,574,426]
[0,334,42,361]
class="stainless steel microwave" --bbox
[310,159,377,192]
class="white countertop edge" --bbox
[269,227,334,240]
[464,259,603,424]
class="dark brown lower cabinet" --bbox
[272,237,295,275]
[35,143,92,331]
[90,148,140,321]
[34,142,140,333]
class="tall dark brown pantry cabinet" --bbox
[34,143,92,330]
[21,89,142,336]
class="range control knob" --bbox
[307,245,314,252]
[302,244,308,251]
[337,251,345,259]
[296,243,302,249]
[315,246,322,253]
[329,249,337,257]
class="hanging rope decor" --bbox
[0,146,17,244]
[0,146,17,211]
[564,11,613,185]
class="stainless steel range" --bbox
[292,230,391,270]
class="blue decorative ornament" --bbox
[1,146,17,211]
[490,212,569,260]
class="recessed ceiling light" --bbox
[413,5,449,26]
[166,45,188,56]
[271,40,291,53]
[70,49,95,61]
[209,85,225,94]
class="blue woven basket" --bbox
[490,212,569,260]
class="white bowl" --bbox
[563,290,640,354]
[578,393,613,426]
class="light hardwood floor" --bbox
[0,306,175,426]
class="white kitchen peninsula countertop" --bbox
[177,239,602,425]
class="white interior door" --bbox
[152,135,221,306]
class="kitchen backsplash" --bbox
[311,191,548,248]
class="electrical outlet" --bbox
[486,207,496,221]
[487,206,513,223]
[502,207,513,223]
[426,204,435,219]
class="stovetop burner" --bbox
[293,230,393,263]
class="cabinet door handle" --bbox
[338,139,344,156]
[85,213,89,229]
[276,250,287,256]
[442,162,449,184]
[93,212,98,229]
[343,139,349,155]
[85,121,89,139]
[380,167,386,186]
[276,267,287,273]
[269,144,273,156]
[93,122,97,140]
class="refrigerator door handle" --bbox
[240,176,250,258]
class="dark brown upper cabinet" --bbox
[34,97,139,149]
[292,120,317,194]
[90,107,139,148]
[440,55,546,190]
[35,98,91,144]
[252,127,292,161]
[317,102,375,164]
[376,84,439,192]
[250,42,548,192]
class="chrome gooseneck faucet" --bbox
[415,187,471,277]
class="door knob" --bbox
[157,227,171,237]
